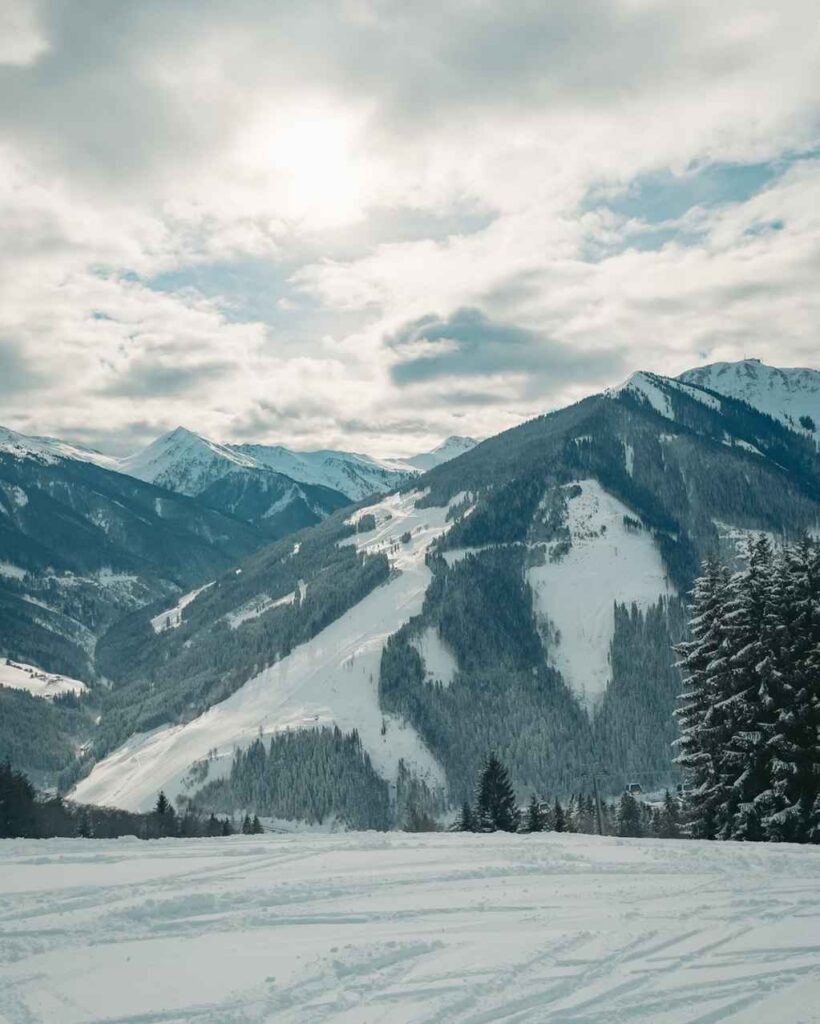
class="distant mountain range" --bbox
[2,358,818,822]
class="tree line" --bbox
[0,762,240,840]
[453,753,682,839]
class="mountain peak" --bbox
[679,358,820,434]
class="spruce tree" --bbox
[716,536,774,840]
[525,794,543,833]
[616,791,643,837]
[552,798,566,833]
[658,789,681,839]
[251,815,264,834]
[455,800,476,832]
[763,537,820,842]
[475,752,519,832]
[674,558,731,839]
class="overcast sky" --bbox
[1,1,818,456]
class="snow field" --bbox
[73,492,457,811]
[0,832,818,1024]
[527,480,674,709]
[149,581,214,633]
[411,626,458,687]
[0,659,87,699]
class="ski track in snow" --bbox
[74,492,455,812]
[0,832,818,1024]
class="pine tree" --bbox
[552,798,566,833]
[475,752,519,832]
[716,536,774,840]
[155,791,170,817]
[763,537,820,842]
[524,794,543,833]
[251,815,264,834]
[616,791,643,837]
[455,800,476,832]
[674,558,731,839]
[658,790,681,838]
[241,813,252,834]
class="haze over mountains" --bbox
[2,358,818,822]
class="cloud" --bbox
[0,1,817,456]
[100,358,235,397]
[0,338,42,393]
[386,308,622,391]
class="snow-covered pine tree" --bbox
[716,536,774,840]
[763,537,820,843]
[674,558,731,838]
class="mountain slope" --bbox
[114,427,353,535]
[74,363,820,815]
[0,425,269,691]
[678,358,820,436]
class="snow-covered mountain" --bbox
[401,435,478,472]
[678,358,820,436]
[117,427,258,496]
[232,442,412,501]
[0,425,119,471]
[72,361,820,816]
[117,427,476,502]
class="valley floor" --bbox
[0,832,818,1023]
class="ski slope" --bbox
[527,480,674,709]
[73,492,456,812]
[1,831,818,1024]
[149,582,214,633]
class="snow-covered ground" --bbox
[74,492,457,811]
[527,480,674,709]
[0,832,818,1024]
[150,582,214,633]
[411,625,458,687]
[0,659,87,699]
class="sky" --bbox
[0,0,818,457]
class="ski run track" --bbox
[0,831,818,1023]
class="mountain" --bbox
[402,435,478,472]
[118,426,414,503]
[678,358,820,436]
[116,427,352,536]
[71,361,820,819]
[0,424,270,694]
